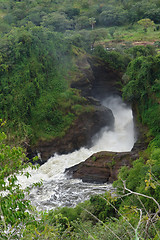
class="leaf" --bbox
[150,182,156,189]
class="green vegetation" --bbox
[0,127,39,239]
[93,45,131,71]
[122,54,160,137]
[0,22,90,143]
[138,18,155,33]
[0,0,160,239]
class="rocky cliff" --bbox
[29,103,114,164]
[28,54,122,163]
[71,55,121,99]
[28,53,148,183]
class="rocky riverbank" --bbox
[65,151,138,183]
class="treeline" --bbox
[0,0,160,32]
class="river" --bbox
[17,95,135,211]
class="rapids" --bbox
[17,95,135,211]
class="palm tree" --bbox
[89,17,96,30]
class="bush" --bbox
[99,7,128,27]
[142,104,160,135]
[93,45,130,71]
[126,45,156,58]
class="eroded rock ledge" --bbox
[65,150,139,183]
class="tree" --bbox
[65,8,80,19]
[42,12,73,32]
[27,6,46,26]
[76,28,107,51]
[128,1,157,23]
[137,18,155,32]
[144,8,160,24]
[75,16,90,30]
[89,17,96,30]
[99,7,128,27]
[89,29,106,50]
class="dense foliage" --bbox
[123,52,160,141]
[0,128,38,239]
[93,45,131,71]
[0,22,91,143]
[1,0,160,31]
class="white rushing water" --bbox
[17,96,135,211]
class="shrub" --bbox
[93,45,130,71]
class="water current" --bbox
[17,95,135,211]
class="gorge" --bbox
[1,1,160,238]
[18,57,139,211]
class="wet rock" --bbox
[88,57,122,99]
[65,150,139,183]
[86,96,101,106]
[65,107,150,184]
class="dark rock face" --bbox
[131,104,150,152]
[29,105,114,164]
[70,56,94,97]
[71,56,122,99]
[65,150,139,183]
[88,57,122,99]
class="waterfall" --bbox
[17,95,135,211]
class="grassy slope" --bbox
[97,24,160,46]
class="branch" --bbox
[122,180,160,219]
[101,196,136,238]
[81,207,122,240]
[122,180,160,238]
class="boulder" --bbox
[65,150,139,183]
